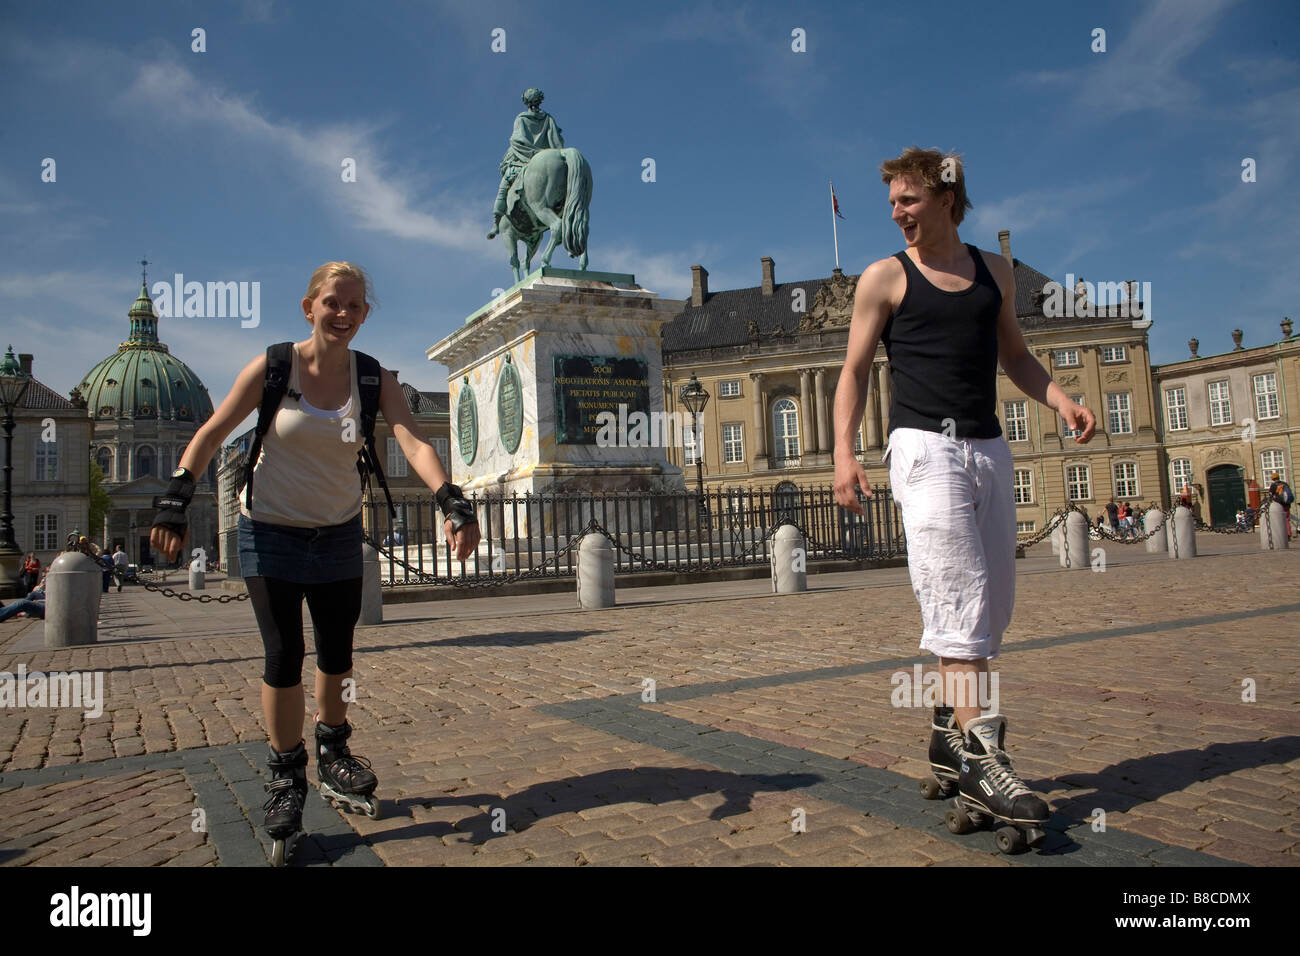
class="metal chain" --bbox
[136,570,250,603]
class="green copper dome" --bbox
[78,283,214,422]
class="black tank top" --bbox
[881,244,1003,439]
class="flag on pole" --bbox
[831,182,845,219]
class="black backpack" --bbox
[242,342,396,520]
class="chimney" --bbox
[18,353,32,375]
[998,230,1012,267]
[761,256,775,296]
[691,264,709,307]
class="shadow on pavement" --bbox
[367,766,823,847]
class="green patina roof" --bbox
[78,283,214,422]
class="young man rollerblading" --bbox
[833,147,1096,854]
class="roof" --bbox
[19,378,77,411]
[401,383,448,416]
[661,255,1127,355]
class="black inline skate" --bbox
[945,713,1049,854]
[263,740,308,867]
[919,705,964,800]
[315,719,381,819]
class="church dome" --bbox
[78,282,215,423]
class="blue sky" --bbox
[2,0,1297,438]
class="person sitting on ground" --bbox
[0,569,48,622]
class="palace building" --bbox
[659,232,1290,534]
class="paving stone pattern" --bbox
[0,534,1295,866]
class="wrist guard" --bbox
[151,474,195,538]
[435,482,478,533]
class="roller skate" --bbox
[918,706,964,800]
[263,740,308,867]
[944,714,1049,854]
[315,719,381,819]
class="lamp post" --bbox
[678,373,710,530]
[0,345,32,597]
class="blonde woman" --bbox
[151,262,479,863]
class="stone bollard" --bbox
[1060,512,1090,569]
[359,543,383,624]
[771,524,808,593]
[45,551,102,648]
[1050,522,1062,556]
[577,532,615,609]
[1261,501,1289,550]
[188,554,205,591]
[1171,505,1197,558]
[1144,509,1167,553]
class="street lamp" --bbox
[0,345,32,597]
[678,373,710,529]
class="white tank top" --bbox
[238,346,364,527]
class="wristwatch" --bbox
[172,467,196,483]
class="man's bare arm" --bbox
[834,259,895,458]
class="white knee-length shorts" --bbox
[885,427,1017,661]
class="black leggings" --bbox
[245,576,363,688]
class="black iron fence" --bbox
[363,485,905,587]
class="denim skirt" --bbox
[237,513,363,583]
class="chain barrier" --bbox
[135,568,250,603]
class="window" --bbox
[386,437,408,478]
[853,425,863,454]
[34,434,58,481]
[1261,449,1286,481]
[1171,459,1194,494]
[1016,521,1036,534]
[683,423,703,465]
[1062,394,1086,437]
[1053,349,1080,368]
[1208,380,1232,426]
[1004,400,1028,442]
[1165,387,1188,431]
[1066,464,1092,500]
[136,445,154,478]
[1113,461,1139,498]
[722,423,744,463]
[1013,469,1033,505]
[432,437,450,464]
[1101,345,1127,363]
[1254,372,1280,420]
[1106,393,1132,434]
[95,447,113,480]
[719,380,741,398]
[772,398,800,459]
[33,513,58,550]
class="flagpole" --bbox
[829,181,840,270]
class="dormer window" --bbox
[141,378,154,388]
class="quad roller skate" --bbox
[944,714,1049,854]
[919,706,964,800]
[263,740,308,867]
[315,719,381,819]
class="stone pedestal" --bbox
[428,268,687,538]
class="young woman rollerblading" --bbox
[834,148,1096,854]
[152,262,480,865]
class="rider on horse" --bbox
[487,88,565,240]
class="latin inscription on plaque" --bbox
[497,356,523,455]
[457,384,478,465]
[554,355,650,444]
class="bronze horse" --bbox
[498,147,592,282]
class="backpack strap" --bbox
[354,351,397,520]
[243,342,295,512]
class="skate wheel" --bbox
[995,826,1026,854]
[364,797,381,820]
[271,838,286,867]
[919,778,941,800]
[945,806,974,835]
